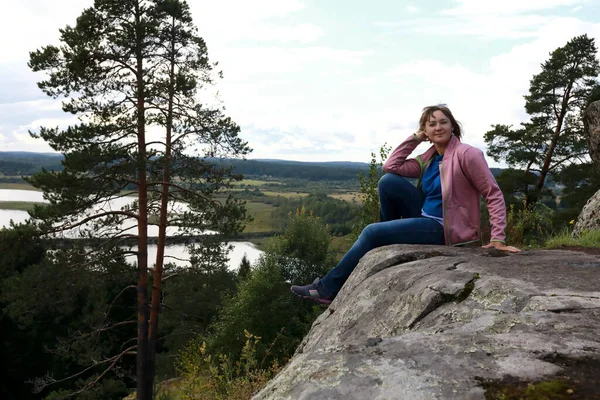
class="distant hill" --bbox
[0,152,64,176]
[0,151,507,182]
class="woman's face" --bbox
[424,110,453,146]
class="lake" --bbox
[0,189,263,270]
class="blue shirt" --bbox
[421,154,444,223]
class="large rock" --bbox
[254,245,600,400]
[573,190,600,237]
[584,100,600,168]
[573,100,600,236]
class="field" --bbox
[330,192,362,204]
[0,182,39,191]
[0,201,43,211]
[233,179,281,186]
[243,201,278,233]
[261,190,309,198]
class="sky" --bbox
[1,0,600,166]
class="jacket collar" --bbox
[424,134,460,160]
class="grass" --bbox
[330,192,362,204]
[233,179,281,186]
[243,201,278,233]
[261,190,309,198]
[0,182,38,191]
[544,229,600,249]
[0,201,43,211]
[330,234,354,259]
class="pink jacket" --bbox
[383,134,507,246]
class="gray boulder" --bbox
[253,245,600,400]
[573,190,600,237]
[573,100,600,236]
[584,100,600,168]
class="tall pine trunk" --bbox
[529,83,573,206]
[146,13,177,398]
[135,3,150,398]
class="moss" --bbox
[483,379,572,400]
[456,279,476,302]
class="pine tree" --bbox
[238,253,252,280]
[27,0,249,397]
[485,35,600,205]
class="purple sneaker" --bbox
[290,278,333,304]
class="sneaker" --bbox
[290,278,333,304]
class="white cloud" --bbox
[247,24,324,43]
[217,47,371,81]
[572,6,583,12]
[406,5,420,14]
[345,77,378,86]
[444,0,587,16]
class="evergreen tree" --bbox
[27,0,249,397]
[237,253,252,280]
[484,35,600,205]
[352,144,391,238]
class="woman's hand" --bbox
[482,241,520,253]
[415,130,428,142]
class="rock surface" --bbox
[253,245,600,400]
[584,100,600,168]
[573,100,600,236]
[573,189,600,237]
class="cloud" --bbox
[345,77,378,86]
[406,5,420,14]
[380,16,600,155]
[443,0,587,15]
[216,47,372,81]
[246,24,324,44]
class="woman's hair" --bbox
[419,104,462,141]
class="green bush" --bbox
[505,201,554,246]
[171,332,279,400]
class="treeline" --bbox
[0,154,63,176]
[0,153,371,182]
[234,190,361,236]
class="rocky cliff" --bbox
[573,100,600,236]
[254,245,600,399]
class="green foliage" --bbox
[159,265,238,373]
[352,144,392,239]
[268,207,336,283]
[505,202,554,247]
[206,208,333,367]
[0,225,136,399]
[494,168,541,206]
[171,332,278,400]
[485,35,600,203]
[269,193,361,236]
[237,254,252,281]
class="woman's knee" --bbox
[378,173,408,194]
[359,223,379,242]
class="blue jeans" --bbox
[320,174,445,297]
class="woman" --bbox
[291,104,520,304]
